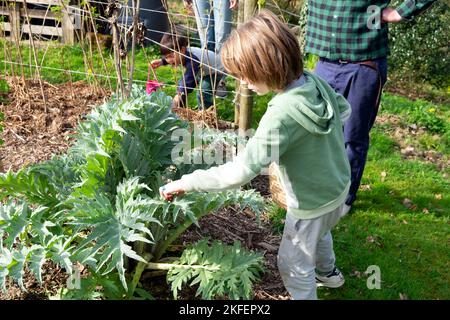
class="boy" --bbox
[151,33,226,110]
[160,10,351,300]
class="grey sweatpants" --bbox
[277,203,346,300]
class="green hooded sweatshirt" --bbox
[180,70,351,219]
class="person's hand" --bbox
[230,0,238,10]
[172,93,184,108]
[183,0,193,11]
[381,8,403,23]
[159,180,186,201]
[150,59,163,69]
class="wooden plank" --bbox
[1,22,11,32]
[61,6,74,44]
[1,8,60,21]
[13,0,60,5]
[0,36,63,47]
[21,23,62,36]
[3,1,80,42]
[1,7,62,20]
[21,8,59,19]
[0,8,10,16]
[9,2,21,43]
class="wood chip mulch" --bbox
[0,77,110,172]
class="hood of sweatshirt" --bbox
[268,70,344,135]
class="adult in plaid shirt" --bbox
[306,0,436,213]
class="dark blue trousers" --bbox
[314,57,388,205]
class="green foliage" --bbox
[167,239,264,300]
[407,105,447,134]
[0,201,73,291]
[380,94,449,135]
[388,1,450,89]
[0,79,8,103]
[66,87,186,198]
[297,0,308,56]
[53,272,126,300]
[0,87,266,299]
[69,177,162,290]
[0,156,76,207]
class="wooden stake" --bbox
[23,0,47,113]
[238,0,257,136]
[126,0,140,97]
[110,1,125,98]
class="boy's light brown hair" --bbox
[221,9,303,91]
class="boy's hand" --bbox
[159,180,186,201]
[150,59,163,69]
[381,8,403,23]
[230,0,238,10]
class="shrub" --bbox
[388,0,450,89]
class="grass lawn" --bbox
[1,43,449,300]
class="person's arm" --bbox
[396,0,436,20]
[160,115,291,199]
[172,92,187,108]
[177,55,200,95]
[383,0,437,22]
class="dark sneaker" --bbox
[316,267,345,288]
[215,80,228,98]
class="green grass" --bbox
[379,93,450,155]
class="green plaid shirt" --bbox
[305,0,437,61]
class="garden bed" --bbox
[0,79,289,300]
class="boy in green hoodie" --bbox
[160,10,351,300]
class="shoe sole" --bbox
[316,278,345,288]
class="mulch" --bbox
[0,77,110,172]
[177,200,289,300]
[0,78,289,300]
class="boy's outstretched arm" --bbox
[159,114,291,200]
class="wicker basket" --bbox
[268,163,287,210]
